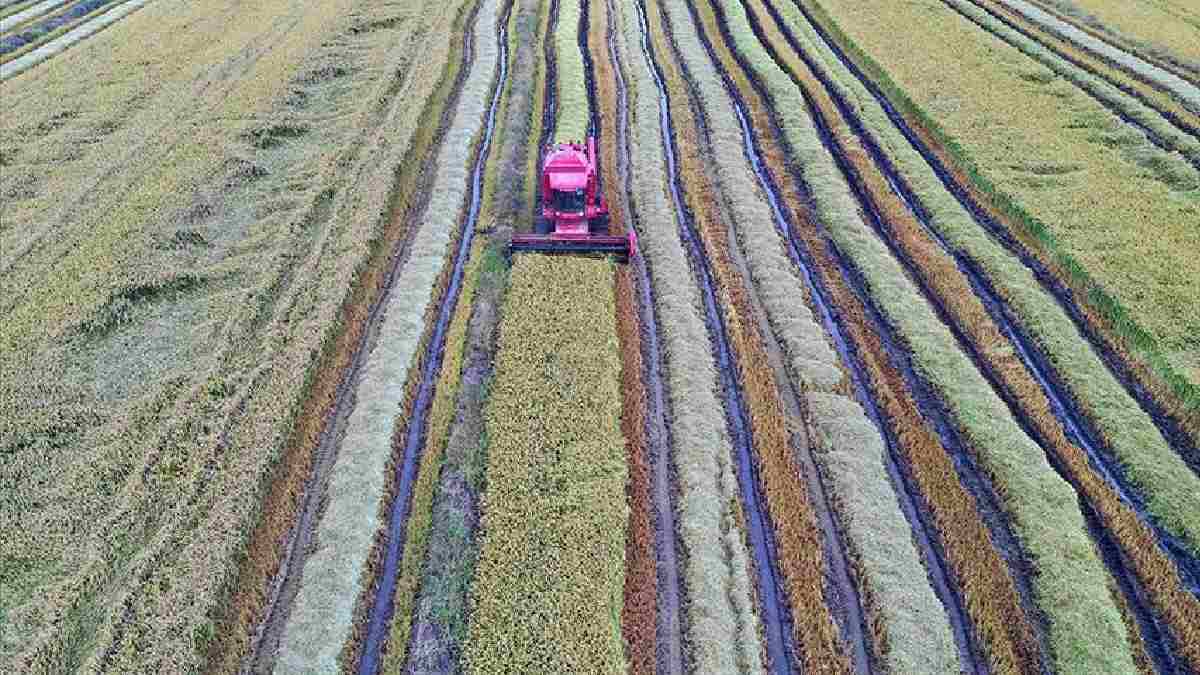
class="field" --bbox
[1,0,1197,673]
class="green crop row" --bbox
[462,256,626,673]
[783,0,1200,555]
[738,1,1138,672]
[271,0,504,669]
[553,0,589,140]
[612,0,765,670]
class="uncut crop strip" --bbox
[787,0,1200,547]
[930,0,1200,170]
[268,0,503,669]
[745,0,1200,667]
[974,0,1200,120]
[792,0,1199,464]
[728,2,1145,672]
[594,0,681,668]
[615,0,767,670]
[585,0,660,670]
[553,0,587,138]
[0,0,146,79]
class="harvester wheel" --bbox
[590,213,611,235]
[535,216,553,235]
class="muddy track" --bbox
[604,0,683,670]
[960,0,1200,137]
[934,0,1200,172]
[240,3,485,672]
[354,12,508,675]
[679,4,878,673]
[790,0,1198,466]
[632,0,798,670]
[767,0,1200,592]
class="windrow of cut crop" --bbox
[207,0,479,671]
[970,0,1200,124]
[700,0,1050,671]
[673,0,981,671]
[746,0,1200,667]
[789,0,1200,437]
[551,0,588,139]
[1021,0,1200,84]
[460,255,627,673]
[777,0,1200,557]
[727,1,1141,672]
[612,0,765,670]
[645,0,861,670]
[936,0,1200,164]
[587,0,656,669]
[268,0,504,669]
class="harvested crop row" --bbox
[462,256,627,673]
[612,0,765,670]
[270,0,502,668]
[669,0,976,671]
[704,0,1052,670]
[586,0,657,668]
[792,0,1200,409]
[779,0,1200,555]
[732,2,1138,672]
[646,0,862,670]
[980,0,1200,117]
[553,0,587,139]
[3,0,451,670]
[717,2,1049,668]
[742,0,1200,666]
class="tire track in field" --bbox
[600,0,684,669]
[767,1,1200,667]
[239,4,485,672]
[353,11,507,672]
[632,0,796,669]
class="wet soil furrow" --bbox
[764,0,1200,590]
[602,0,684,670]
[241,3,485,671]
[633,0,796,669]
[790,0,1199,463]
[354,11,507,675]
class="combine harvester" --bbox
[510,136,636,258]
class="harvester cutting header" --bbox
[510,136,636,259]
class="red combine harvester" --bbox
[510,136,636,259]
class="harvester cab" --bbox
[510,136,636,259]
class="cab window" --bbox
[553,188,586,213]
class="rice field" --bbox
[3,0,1198,672]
